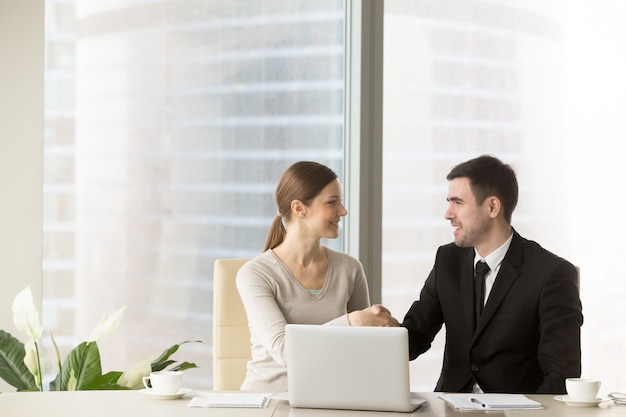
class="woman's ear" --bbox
[291,200,306,219]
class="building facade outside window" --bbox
[44,0,346,388]
[382,0,626,393]
[41,0,626,393]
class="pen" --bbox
[470,397,487,408]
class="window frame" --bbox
[344,0,384,304]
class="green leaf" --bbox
[79,371,130,390]
[100,370,124,384]
[170,361,198,371]
[51,368,123,391]
[0,330,37,391]
[151,359,176,372]
[150,340,202,372]
[56,341,103,390]
[151,344,179,364]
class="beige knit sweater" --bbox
[235,247,370,391]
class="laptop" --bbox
[285,324,425,412]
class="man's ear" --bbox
[487,196,501,219]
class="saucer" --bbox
[554,395,604,407]
[139,388,193,400]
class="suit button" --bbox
[471,365,479,372]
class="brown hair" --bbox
[264,161,338,251]
[446,154,518,223]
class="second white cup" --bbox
[566,377,601,402]
[142,371,183,394]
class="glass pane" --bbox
[44,0,345,388]
[383,0,626,393]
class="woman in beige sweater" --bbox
[236,161,398,392]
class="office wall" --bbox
[0,0,44,392]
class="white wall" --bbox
[0,0,44,392]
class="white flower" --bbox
[12,285,43,340]
[24,339,43,389]
[86,306,127,343]
[117,356,152,389]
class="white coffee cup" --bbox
[566,377,601,401]
[142,371,183,394]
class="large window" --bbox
[44,0,346,388]
[382,0,626,394]
[40,0,626,395]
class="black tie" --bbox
[474,260,490,328]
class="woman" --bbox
[236,161,398,391]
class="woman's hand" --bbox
[348,304,400,327]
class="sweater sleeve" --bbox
[236,258,290,366]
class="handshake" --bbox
[348,304,400,327]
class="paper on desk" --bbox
[439,393,543,410]
[187,392,271,408]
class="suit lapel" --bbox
[461,249,476,331]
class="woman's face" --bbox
[303,179,347,239]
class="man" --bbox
[401,155,583,394]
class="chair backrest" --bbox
[212,258,252,390]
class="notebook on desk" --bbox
[285,324,425,413]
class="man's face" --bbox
[444,177,491,248]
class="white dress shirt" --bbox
[474,232,514,306]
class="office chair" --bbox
[212,258,252,390]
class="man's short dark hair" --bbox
[447,155,518,223]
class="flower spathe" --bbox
[86,306,127,343]
[24,339,43,389]
[12,285,42,340]
[12,285,44,390]
[118,356,152,389]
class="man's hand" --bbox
[348,304,400,327]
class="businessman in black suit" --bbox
[402,155,583,394]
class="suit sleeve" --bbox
[536,261,583,393]
[402,248,445,360]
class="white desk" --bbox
[1,390,626,417]
[0,390,278,417]
[273,393,626,417]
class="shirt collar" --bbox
[474,232,513,271]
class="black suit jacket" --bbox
[402,230,583,394]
